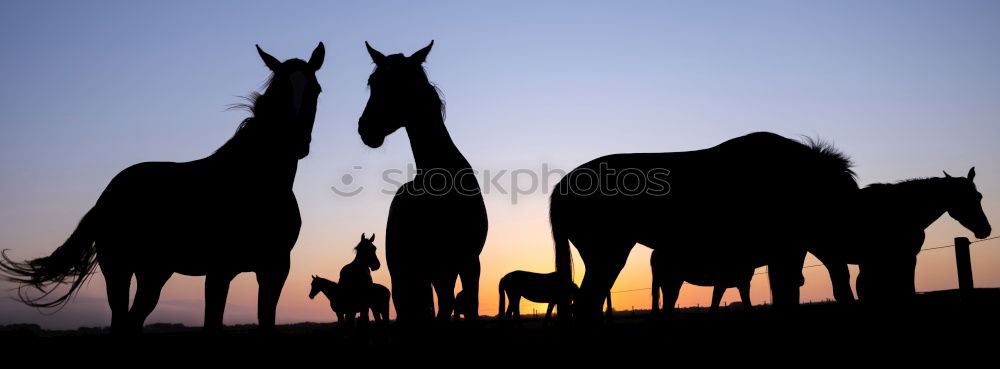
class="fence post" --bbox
[955,237,974,293]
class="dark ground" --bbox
[2,288,997,361]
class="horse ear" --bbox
[366,41,386,65]
[256,45,282,71]
[309,42,325,71]
[369,233,376,242]
[968,167,976,181]
[360,233,366,241]
[943,171,953,178]
[410,40,433,64]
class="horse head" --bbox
[944,167,991,239]
[254,42,325,159]
[355,233,381,271]
[358,41,437,148]
[309,275,335,299]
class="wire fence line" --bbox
[608,235,1000,294]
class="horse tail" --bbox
[550,193,573,283]
[0,207,100,309]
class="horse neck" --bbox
[208,118,300,188]
[320,286,337,304]
[884,180,949,230]
[348,252,369,269]
[404,105,471,173]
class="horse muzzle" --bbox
[975,226,991,239]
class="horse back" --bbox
[94,159,301,274]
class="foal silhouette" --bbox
[650,248,753,314]
[497,270,611,324]
[812,168,991,304]
[358,41,488,323]
[0,43,325,334]
[549,132,858,320]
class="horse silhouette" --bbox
[812,168,991,304]
[650,248,753,314]
[549,132,858,321]
[0,43,325,334]
[309,276,392,325]
[310,276,346,322]
[337,233,381,327]
[358,41,488,323]
[498,270,612,324]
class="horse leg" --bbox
[256,266,289,332]
[710,286,725,312]
[855,266,868,302]
[459,257,481,322]
[577,243,631,323]
[768,249,806,309]
[544,303,555,326]
[390,269,429,323]
[359,304,371,329]
[813,250,854,303]
[605,293,613,321]
[204,272,236,332]
[100,260,131,335]
[511,295,521,321]
[651,277,661,316]
[827,261,855,303]
[371,303,382,324]
[661,277,683,314]
[129,271,172,333]
[432,273,458,322]
[738,281,753,311]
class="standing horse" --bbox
[310,276,346,322]
[550,132,858,320]
[337,233,382,326]
[309,276,392,325]
[812,168,991,304]
[358,41,488,323]
[0,43,325,334]
[650,248,754,314]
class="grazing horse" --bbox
[498,271,612,324]
[337,233,382,326]
[812,168,991,304]
[650,248,754,314]
[550,132,858,320]
[0,43,325,334]
[310,276,392,324]
[358,41,488,323]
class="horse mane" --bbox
[865,177,947,191]
[214,74,276,156]
[798,135,856,179]
[315,276,338,289]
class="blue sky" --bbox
[2,1,999,328]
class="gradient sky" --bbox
[2,1,999,329]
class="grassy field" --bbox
[2,288,997,358]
